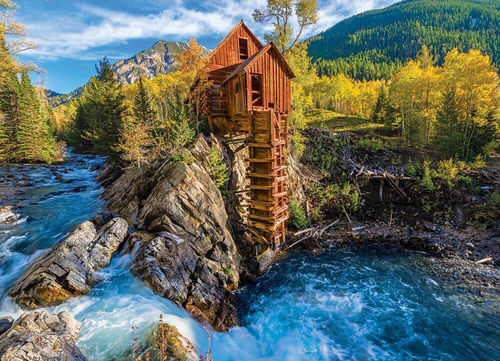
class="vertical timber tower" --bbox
[197,21,294,248]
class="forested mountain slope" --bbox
[307,0,500,80]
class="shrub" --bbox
[289,199,308,230]
[303,133,339,177]
[468,191,500,230]
[436,159,459,189]
[291,131,306,157]
[207,145,229,190]
[418,161,435,191]
[357,137,385,153]
[406,159,421,177]
[310,182,364,220]
[171,150,194,165]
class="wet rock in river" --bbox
[0,206,19,225]
[0,311,86,361]
[154,322,199,361]
[9,217,128,308]
[0,318,12,337]
[132,231,239,332]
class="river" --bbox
[0,152,498,361]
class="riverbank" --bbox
[286,220,499,301]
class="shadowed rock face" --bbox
[9,217,128,308]
[0,311,86,361]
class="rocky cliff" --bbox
[99,136,241,331]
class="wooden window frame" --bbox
[250,73,263,107]
[238,37,249,60]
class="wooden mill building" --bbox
[204,21,295,247]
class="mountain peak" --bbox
[112,40,190,86]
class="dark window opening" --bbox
[235,83,239,94]
[268,102,275,109]
[251,74,263,107]
[239,37,249,60]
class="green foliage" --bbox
[70,58,125,155]
[356,137,385,153]
[253,0,318,54]
[289,199,308,230]
[418,161,435,191]
[133,78,154,126]
[0,68,62,163]
[170,114,195,150]
[171,150,194,165]
[303,133,338,177]
[207,145,229,190]
[308,0,500,80]
[371,85,388,123]
[310,182,363,220]
[468,191,500,230]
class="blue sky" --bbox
[14,0,399,94]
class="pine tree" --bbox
[371,85,388,123]
[133,77,155,126]
[93,58,125,155]
[0,111,8,162]
[72,58,125,155]
[0,71,19,160]
[434,86,463,158]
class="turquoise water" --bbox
[237,250,500,360]
[0,153,498,361]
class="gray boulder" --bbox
[0,311,86,361]
[9,217,128,308]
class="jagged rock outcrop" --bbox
[0,206,19,224]
[10,217,128,308]
[101,136,239,331]
[0,311,86,361]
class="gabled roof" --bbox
[221,42,296,85]
[209,20,264,62]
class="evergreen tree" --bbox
[0,71,19,159]
[371,85,388,123]
[15,71,39,161]
[15,72,55,162]
[434,86,464,158]
[72,58,125,155]
[133,77,154,126]
[93,58,125,154]
[0,111,8,162]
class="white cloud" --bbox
[22,0,399,60]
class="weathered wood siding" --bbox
[246,48,291,114]
[226,74,247,117]
[209,26,262,67]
